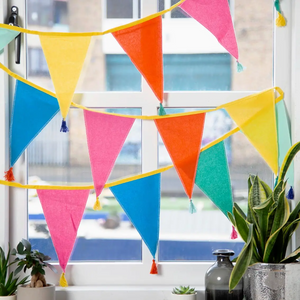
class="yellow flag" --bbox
[223,89,278,174]
[39,35,91,120]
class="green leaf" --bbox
[234,202,247,219]
[227,212,236,226]
[229,224,254,291]
[233,207,249,242]
[288,201,300,223]
[16,242,24,255]
[280,246,300,263]
[21,239,31,253]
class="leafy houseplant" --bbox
[228,142,300,294]
[172,286,197,299]
[0,246,28,298]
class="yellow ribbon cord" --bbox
[59,272,68,287]
[0,0,186,37]
[276,12,286,27]
[93,197,102,211]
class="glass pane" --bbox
[28,108,142,261]
[26,0,142,92]
[158,108,272,261]
[160,0,273,91]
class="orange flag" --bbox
[112,16,163,102]
[155,113,206,200]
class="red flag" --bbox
[112,17,163,102]
[155,113,206,199]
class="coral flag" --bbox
[110,173,161,259]
[112,17,163,102]
[223,89,278,174]
[84,110,135,199]
[276,101,293,186]
[37,189,90,273]
[155,113,206,199]
[195,141,233,217]
[10,80,59,167]
[0,27,20,51]
[39,35,91,120]
[179,0,238,60]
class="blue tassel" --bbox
[236,61,244,73]
[287,186,294,200]
[158,103,167,116]
[189,200,197,214]
[60,119,69,133]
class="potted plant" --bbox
[0,246,29,300]
[171,286,197,299]
[12,239,57,300]
[228,141,300,299]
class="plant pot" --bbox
[0,295,17,300]
[171,293,197,300]
[244,263,300,300]
[17,284,55,300]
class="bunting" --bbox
[110,173,161,272]
[84,110,135,208]
[195,141,233,218]
[39,35,91,127]
[179,0,239,61]
[223,89,278,174]
[112,16,163,102]
[10,80,59,167]
[0,27,20,51]
[37,189,90,286]
[276,101,293,186]
[155,113,206,202]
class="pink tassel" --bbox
[231,226,238,239]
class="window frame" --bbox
[1,0,297,290]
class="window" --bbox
[1,0,295,292]
[106,0,141,19]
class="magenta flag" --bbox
[84,110,135,198]
[180,0,238,60]
[37,189,90,272]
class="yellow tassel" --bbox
[276,12,286,27]
[93,196,102,211]
[59,272,68,287]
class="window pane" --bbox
[158,108,272,261]
[28,108,142,261]
[170,0,190,18]
[107,0,133,18]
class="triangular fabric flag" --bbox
[39,35,91,121]
[223,89,278,174]
[155,113,206,200]
[84,110,135,203]
[37,189,90,274]
[112,16,163,102]
[195,141,233,217]
[0,27,20,51]
[109,173,161,259]
[276,101,293,186]
[10,80,59,167]
[179,0,239,60]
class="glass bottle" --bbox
[205,249,243,300]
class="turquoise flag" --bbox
[10,80,59,167]
[276,101,294,186]
[0,28,20,51]
[195,141,233,217]
[110,174,161,259]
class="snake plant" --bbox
[172,286,196,294]
[228,141,300,291]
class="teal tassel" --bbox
[158,103,166,116]
[189,200,197,214]
[274,176,278,188]
[236,61,244,73]
[274,0,281,13]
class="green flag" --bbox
[0,28,20,51]
[195,141,233,217]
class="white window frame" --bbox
[1,0,298,298]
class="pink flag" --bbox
[180,0,238,60]
[37,189,90,272]
[84,110,135,199]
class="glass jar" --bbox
[205,249,243,300]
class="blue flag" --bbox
[0,28,20,51]
[110,174,161,258]
[195,141,233,218]
[10,80,59,166]
[276,101,293,186]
